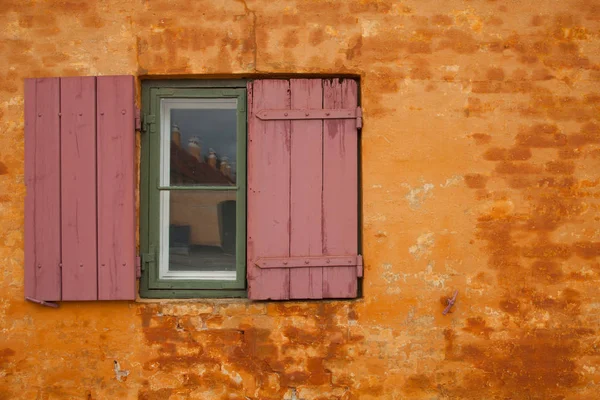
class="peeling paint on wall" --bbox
[403,183,435,209]
[1,0,600,399]
[408,232,435,260]
[113,360,130,382]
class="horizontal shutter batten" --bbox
[256,108,359,121]
[256,255,360,269]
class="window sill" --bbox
[135,296,252,304]
[138,288,247,301]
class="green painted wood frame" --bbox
[140,80,247,298]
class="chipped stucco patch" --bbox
[402,183,434,209]
[409,232,435,260]
[2,0,600,398]
[113,360,129,382]
[440,175,464,188]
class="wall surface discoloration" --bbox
[1,0,600,398]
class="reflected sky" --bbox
[170,108,237,175]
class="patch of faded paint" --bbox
[361,20,380,37]
[440,175,463,188]
[403,182,434,209]
[382,263,402,285]
[2,0,600,399]
[113,360,129,382]
[409,232,435,260]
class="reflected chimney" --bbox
[208,148,217,169]
[220,156,229,176]
[188,137,202,162]
[172,124,181,147]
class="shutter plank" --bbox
[289,79,324,299]
[97,76,136,300]
[247,80,291,300]
[60,77,98,301]
[322,79,359,298]
[24,78,62,301]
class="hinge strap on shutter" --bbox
[256,255,363,276]
[25,297,59,308]
[256,107,363,128]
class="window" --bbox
[140,78,362,300]
[140,81,247,297]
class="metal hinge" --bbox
[141,250,155,272]
[141,114,155,134]
[135,256,141,278]
[355,106,362,129]
[256,106,363,129]
[357,254,363,278]
[135,108,141,131]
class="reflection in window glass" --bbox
[169,107,237,186]
[167,191,236,273]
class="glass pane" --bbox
[163,98,237,186]
[165,191,237,275]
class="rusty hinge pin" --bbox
[442,290,459,315]
[26,297,59,308]
[135,108,141,131]
[356,255,363,277]
[135,256,142,278]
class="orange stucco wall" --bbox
[2,1,600,399]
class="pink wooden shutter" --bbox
[24,75,136,302]
[290,79,324,299]
[322,79,360,298]
[60,77,98,301]
[96,76,136,300]
[247,80,291,300]
[247,79,361,300]
[24,78,62,301]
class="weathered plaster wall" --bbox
[2,0,600,399]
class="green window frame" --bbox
[140,80,247,298]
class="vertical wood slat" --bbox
[60,77,98,301]
[322,79,359,298]
[247,80,291,300]
[289,79,324,299]
[24,78,62,301]
[97,76,136,300]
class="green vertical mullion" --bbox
[235,90,247,289]
[147,89,162,289]
[140,83,151,294]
